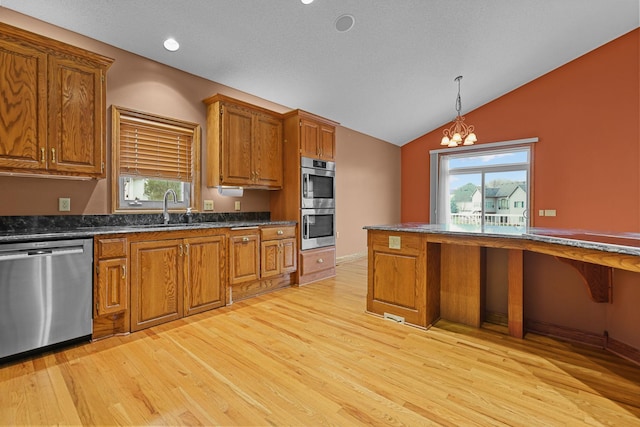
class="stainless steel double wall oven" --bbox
[300,157,335,250]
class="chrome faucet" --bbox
[162,189,177,224]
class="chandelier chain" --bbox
[441,75,477,147]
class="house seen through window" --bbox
[431,142,533,229]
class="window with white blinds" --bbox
[119,116,193,181]
[112,106,201,212]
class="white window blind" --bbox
[119,115,193,181]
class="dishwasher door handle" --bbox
[0,246,84,261]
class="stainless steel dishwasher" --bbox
[0,238,93,360]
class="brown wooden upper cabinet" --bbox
[300,117,336,161]
[0,22,113,178]
[203,94,283,189]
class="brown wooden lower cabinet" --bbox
[229,225,297,303]
[261,226,297,278]
[229,229,260,285]
[184,235,227,316]
[94,224,296,337]
[130,239,184,332]
[93,237,130,339]
[299,246,336,285]
[367,231,440,328]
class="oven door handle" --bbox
[303,173,311,198]
[303,215,310,239]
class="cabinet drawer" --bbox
[261,226,296,241]
[300,246,335,275]
[97,238,128,259]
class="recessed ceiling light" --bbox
[335,14,355,32]
[163,38,180,52]
[301,0,314,4]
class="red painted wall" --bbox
[402,29,640,232]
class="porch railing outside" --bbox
[450,213,526,227]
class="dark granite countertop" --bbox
[363,223,640,257]
[0,214,296,243]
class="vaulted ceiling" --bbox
[2,0,638,146]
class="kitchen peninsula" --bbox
[365,223,640,364]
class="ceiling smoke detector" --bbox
[335,14,355,32]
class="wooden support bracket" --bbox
[556,257,613,303]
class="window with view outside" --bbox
[435,145,531,230]
[112,106,200,212]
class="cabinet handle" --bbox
[185,243,189,256]
[40,147,45,163]
[317,258,324,264]
[51,148,56,163]
[242,237,249,242]
[121,264,126,279]
[277,230,284,235]
[179,244,184,256]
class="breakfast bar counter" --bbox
[364,223,640,359]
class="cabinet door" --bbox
[260,239,281,278]
[221,103,253,185]
[96,258,128,316]
[319,124,335,161]
[0,39,47,171]
[184,235,226,316]
[48,55,104,176]
[300,118,320,158]
[229,233,260,284]
[367,232,427,327]
[280,238,297,274]
[253,112,283,188]
[130,239,184,331]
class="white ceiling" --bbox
[2,0,638,146]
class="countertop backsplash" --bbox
[0,212,271,233]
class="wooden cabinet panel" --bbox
[254,112,283,187]
[367,231,432,328]
[221,103,253,185]
[300,246,335,276]
[300,118,320,158]
[261,239,280,278]
[185,235,226,315]
[299,117,335,161]
[0,22,112,178]
[229,232,260,284]
[0,38,47,171]
[204,94,283,188]
[260,226,298,279]
[281,238,297,274]
[319,124,335,161]
[96,257,127,316]
[130,240,184,331]
[97,237,127,259]
[48,55,104,176]
[440,244,485,328]
[260,226,296,241]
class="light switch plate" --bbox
[544,209,557,217]
[234,201,241,211]
[203,200,214,211]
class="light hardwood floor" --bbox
[2,258,640,426]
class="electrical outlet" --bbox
[203,200,214,211]
[234,201,241,211]
[539,210,545,217]
[58,197,71,212]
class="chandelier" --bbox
[441,76,477,147]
